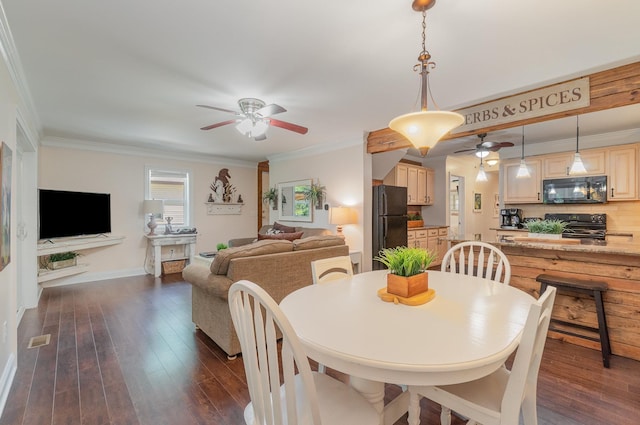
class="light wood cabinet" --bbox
[425,168,435,205]
[608,145,637,200]
[542,149,607,178]
[408,227,448,268]
[383,163,434,205]
[503,159,542,204]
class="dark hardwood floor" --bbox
[1,274,639,425]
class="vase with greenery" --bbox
[48,251,80,270]
[263,187,278,210]
[525,219,569,239]
[303,182,326,210]
[216,242,228,251]
[374,246,437,298]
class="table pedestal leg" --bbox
[349,377,409,425]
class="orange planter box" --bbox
[387,272,429,298]
[407,220,424,228]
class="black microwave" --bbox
[542,175,607,204]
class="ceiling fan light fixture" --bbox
[475,148,489,158]
[236,118,253,136]
[389,3,463,153]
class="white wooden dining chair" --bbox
[441,241,511,285]
[228,280,379,425]
[407,286,557,425]
[311,256,353,285]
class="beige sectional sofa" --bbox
[182,235,348,357]
[228,224,331,247]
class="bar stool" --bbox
[536,273,611,368]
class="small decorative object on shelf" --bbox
[47,251,80,270]
[303,181,326,210]
[216,242,228,251]
[374,246,437,305]
[164,217,173,234]
[263,187,278,210]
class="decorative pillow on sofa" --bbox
[293,235,345,250]
[210,239,294,275]
[273,221,297,233]
[265,227,283,235]
[258,231,304,242]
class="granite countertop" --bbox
[409,225,448,230]
[448,234,640,256]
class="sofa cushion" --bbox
[273,221,297,233]
[293,235,345,251]
[258,231,304,242]
[210,239,293,275]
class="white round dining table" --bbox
[279,269,535,425]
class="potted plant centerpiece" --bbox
[375,246,437,298]
[525,219,569,239]
[263,187,278,210]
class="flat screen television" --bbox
[39,189,111,240]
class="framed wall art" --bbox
[473,192,482,213]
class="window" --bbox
[145,167,192,230]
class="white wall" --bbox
[38,145,257,283]
[268,141,365,255]
[0,49,18,416]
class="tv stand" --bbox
[37,234,125,283]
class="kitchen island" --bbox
[448,235,640,362]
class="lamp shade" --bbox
[330,206,357,225]
[143,199,164,215]
[389,110,464,151]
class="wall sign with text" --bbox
[452,77,590,134]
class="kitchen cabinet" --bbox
[608,145,637,200]
[503,159,542,204]
[425,168,435,205]
[408,227,448,268]
[383,163,433,205]
[542,149,607,178]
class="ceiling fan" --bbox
[454,133,514,157]
[197,98,308,141]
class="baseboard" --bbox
[0,353,17,418]
[40,267,147,288]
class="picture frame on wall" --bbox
[473,192,482,213]
[0,142,12,271]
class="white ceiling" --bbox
[3,0,640,163]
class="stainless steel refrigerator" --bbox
[372,185,408,270]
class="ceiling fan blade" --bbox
[453,148,477,154]
[269,118,308,135]
[200,119,238,131]
[196,104,239,114]
[487,142,515,151]
[257,103,286,117]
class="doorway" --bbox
[449,174,464,238]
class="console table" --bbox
[145,234,197,277]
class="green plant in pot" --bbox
[407,212,423,228]
[216,242,228,251]
[303,182,326,210]
[263,187,278,210]
[525,219,569,239]
[374,246,437,298]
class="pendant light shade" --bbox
[476,156,488,182]
[516,126,531,178]
[569,115,587,175]
[389,3,463,155]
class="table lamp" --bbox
[143,199,164,235]
[330,206,357,238]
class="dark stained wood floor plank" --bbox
[1,274,639,425]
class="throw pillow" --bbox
[258,231,304,242]
[266,227,283,235]
[273,221,297,233]
[210,239,293,275]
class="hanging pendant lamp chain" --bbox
[521,126,525,159]
[576,115,580,153]
[414,9,438,111]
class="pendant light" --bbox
[476,156,488,182]
[389,0,464,156]
[569,115,587,175]
[516,126,531,178]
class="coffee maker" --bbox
[500,208,524,228]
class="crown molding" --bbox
[40,136,258,168]
[0,2,41,148]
